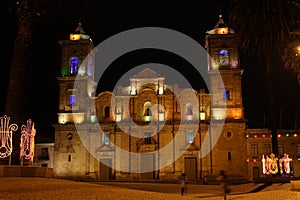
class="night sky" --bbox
[1,0,300,136]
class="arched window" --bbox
[143,102,152,122]
[104,106,110,118]
[70,57,79,75]
[219,50,229,67]
[185,104,193,121]
[88,60,93,76]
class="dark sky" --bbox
[1,0,300,135]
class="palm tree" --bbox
[228,0,300,158]
[5,0,44,165]
[281,32,300,85]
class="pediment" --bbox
[132,68,164,79]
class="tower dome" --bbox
[69,23,92,41]
[206,15,235,35]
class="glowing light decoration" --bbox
[158,112,165,122]
[262,134,266,138]
[70,33,81,41]
[285,133,289,137]
[217,27,229,34]
[200,111,206,121]
[245,134,250,139]
[233,109,242,119]
[212,109,226,120]
[90,114,97,123]
[158,86,164,95]
[115,113,122,122]
[144,116,151,122]
[294,134,297,137]
[254,135,257,139]
[0,115,18,159]
[20,119,36,165]
[278,134,282,138]
[130,87,136,95]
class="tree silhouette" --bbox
[228,0,300,158]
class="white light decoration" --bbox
[90,114,97,123]
[212,108,226,120]
[200,111,206,121]
[144,116,151,122]
[58,113,85,124]
[158,86,164,95]
[0,115,18,159]
[73,113,85,124]
[186,115,193,121]
[58,114,67,124]
[158,112,165,121]
[115,113,122,122]
[130,87,136,95]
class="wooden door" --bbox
[185,157,197,180]
[253,167,260,180]
[100,158,112,180]
[140,154,155,180]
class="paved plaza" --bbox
[1,177,300,199]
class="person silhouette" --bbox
[179,173,187,196]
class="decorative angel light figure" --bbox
[20,119,36,166]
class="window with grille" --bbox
[70,57,79,74]
[69,95,76,106]
[251,144,258,158]
[186,131,194,144]
[144,132,151,144]
[223,90,230,100]
[102,132,110,145]
[263,144,271,155]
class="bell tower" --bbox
[56,23,96,124]
[53,23,97,179]
[206,15,244,121]
[205,15,248,178]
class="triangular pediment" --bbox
[132,68,164,79]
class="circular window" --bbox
[67,133,73,141]
[226,132,232,138]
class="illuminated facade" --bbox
[52,16,251,182]
[52,16,299,182]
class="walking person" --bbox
[179,173,187,196]
[216,170,229,200]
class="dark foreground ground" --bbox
[0,177,300,199]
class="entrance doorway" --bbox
[184,157,197,180]
[140,154,155,180]
[100,158,112,180]
[253,167,260,180]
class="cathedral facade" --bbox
[53,16,250,182]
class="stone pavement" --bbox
[0,177,300,199]
[96,181,298,199]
